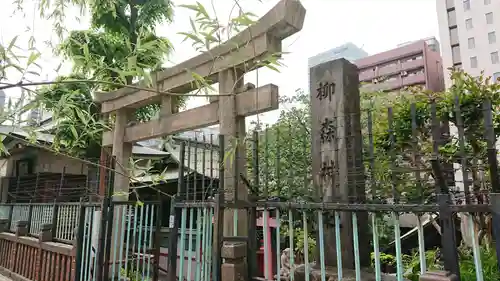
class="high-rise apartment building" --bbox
[355,39,445,92]
[436,0,500,87]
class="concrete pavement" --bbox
[0,274,12,281]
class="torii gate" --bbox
[94,0,305,239]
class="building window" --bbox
[468,37,475,49]
[450,27,459,45]
[485,0,491,4]
[466,18,473,30]
[491,52,499,64]
[464,0,470,10]
[452,46,462,64]
[470,56,478,68]
[16,158,34,176]
[448,10,457,26]
[486,12,494,24]
[489,32,496,44]
[493,72,500,82]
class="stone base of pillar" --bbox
[293,265,408,281]
[221,241,248,281]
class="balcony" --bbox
[401,58,424,72]
[402,72,426,87]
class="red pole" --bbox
[264,211,273,279]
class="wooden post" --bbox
[309,59,370,269]
[112,108,133,201]
[218,68,248,237]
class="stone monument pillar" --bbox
[309,59,370,271]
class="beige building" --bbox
[436,0,500,87]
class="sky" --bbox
[0,0,440,126]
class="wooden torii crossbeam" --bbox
[93,0,306,237]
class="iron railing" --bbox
[0,202,97,243]
[165,97,500,281]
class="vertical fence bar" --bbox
[135,205,144,281]
[167,141,185,281]
[7,205,13,231]
[75,202,86,281]
[455,94,471,203]
[288,209,295,281]
[51,202,59,240]
[431,101,461,279]
[94,167,111,281]
[118,205,126,281]
[275,127,282,280]
[96,193,110,280]
[212,134,225,281]
[153,202,162,281]
[263,207,271,281]
[334,211,342,279]
[274,208,281,279]
[482,98,500,271]
[124,205,131,280]
[416,216,426,275]
[247,131,259,281]
[411,102,427,274]
[388,108,404,280]
[367,107,376,201]
[467,214,484,281]
[111,205,121,280]
[141,205,148,279]
[207,207,214,281]
[147,204,155,281]
[26,202,33,234]
[186,141,195,281]
[102,157,115,281]
[318,211,326,281]
[200,206,207,281]
[82,207,91,281]
[303,211,310,281]
[352,213,361,281]
[371,214,381,281]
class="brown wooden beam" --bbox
[99,34,279,113]
[101,84,278,146]
[94,0,305,105]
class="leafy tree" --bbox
[34,0,185,157]
[248,89,312,200]
[250,70,500,250]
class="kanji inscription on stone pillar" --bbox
[309,58,370,269]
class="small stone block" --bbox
[15,221,28,236]
[419,271,459,281]
[39,224,53,242]
[41,224,52,231]
[221,261,247,281]
[0,219,8,232]
[221,242,247,259]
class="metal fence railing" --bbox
[10,205,29,232]
[29,204,53,236]
[56,204,80,241]
[0,202,99,243]
[0,205,9,220]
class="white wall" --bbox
[437,0,500,87]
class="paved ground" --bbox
[0,274,12,281]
